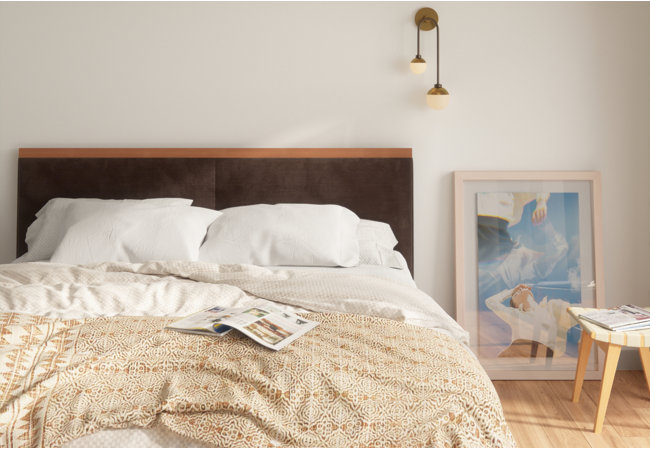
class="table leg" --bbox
[639,347,650,395]
[593,343,621,433]
[572,329,592,403]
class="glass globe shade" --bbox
[410,57,427,74]
[426,86,450,110]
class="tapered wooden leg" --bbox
[639,347,650,395]
[572,330,593,402]
[593,343,621,433]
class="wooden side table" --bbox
[567,307,650,433]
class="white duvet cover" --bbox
[0,261,467,448]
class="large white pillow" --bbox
[199,204,360,267]
[50,205,220,265]
[16,198,193,263]
[357,219,403,269]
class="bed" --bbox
[1,148,515,447]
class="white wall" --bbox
[1,1,649,363]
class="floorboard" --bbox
[493,370,650,448]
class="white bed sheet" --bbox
[267,251,415,288]
[5,267,415,322]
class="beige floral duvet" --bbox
[0,262,515,447]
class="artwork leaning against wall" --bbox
[454,172,605,380]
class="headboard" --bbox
[17,148,414,272]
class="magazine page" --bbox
[618,305,650,321]
[579,310,633,329]
[580,306,650,330]
[220,306,319,351]
[614,321,650,332]
[165,306,235,336]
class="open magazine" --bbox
[165,305,319,351]
[580,304,650,331]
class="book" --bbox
[166,305,319,351]
[579,304,650,331]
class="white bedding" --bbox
[16,198,194,263]
[267,250,415,287]
[199,203,361,267]
[50,205,220,264]
[2,263,415,320]
[1,260,464,448]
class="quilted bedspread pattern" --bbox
[0,262,515,447]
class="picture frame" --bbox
[454,171,605,380]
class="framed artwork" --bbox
[454,172,604,380]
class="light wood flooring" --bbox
[493,370,650,447]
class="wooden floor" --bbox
[493,370,650,448]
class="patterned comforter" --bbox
[0,262,515,447]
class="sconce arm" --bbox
[417,16,440,85]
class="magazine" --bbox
[166,305,319,351]
[579,304,650,331]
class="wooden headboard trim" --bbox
[19,148,412,159]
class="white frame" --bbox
[454,171,605,380]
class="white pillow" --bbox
[199,204,360,267]
[357,219,403,269]
[50,205,220,265]
[16,198,193,263]
[357,219,398,249]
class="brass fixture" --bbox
[410,7,450,110]
[414,7,438,31]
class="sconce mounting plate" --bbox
[415,7,439,31]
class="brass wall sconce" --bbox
[410,7,450,110]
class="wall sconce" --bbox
[410,7,450,110]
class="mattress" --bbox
[0,261,513,447]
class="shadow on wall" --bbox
[251,118,354,148]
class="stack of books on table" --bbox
[579,304,650,331]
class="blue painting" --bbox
[476,192,582,360]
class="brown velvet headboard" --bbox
[17,148,414,272]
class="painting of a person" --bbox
[485,284,577,356]
[477,192,569,300]
[477,191,582,363]
[477,192,549,263]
